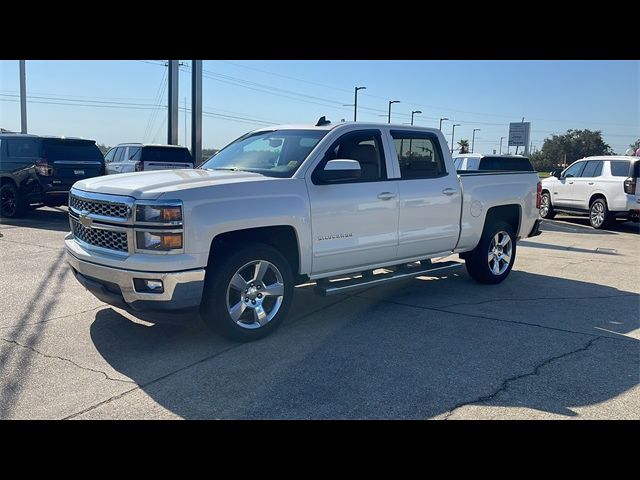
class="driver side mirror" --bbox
[315,159,361,183]
[552,168,563,179]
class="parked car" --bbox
[65,120,542,341]
[453,153,535,172]
[540,156,640,228]
[0,134,105,218]
[104,143,193,174]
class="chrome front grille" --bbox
[69,194,130,219]
[71,219,128,252]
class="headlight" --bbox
[136,231,183,251]
[135,204,182,224]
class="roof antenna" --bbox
[316,116,331,126]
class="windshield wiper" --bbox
[205,167,243,172]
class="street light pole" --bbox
[451,124,461,154]
[19,60,27,134]
[409,111,422,153]
[354,86,366,121]
[499,137,505,155]
[471,128,480,153]
[439,117,449,131]
[388,100,400,124]
[410,110,422,126]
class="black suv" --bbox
[0,134,105,218]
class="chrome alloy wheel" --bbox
[225,260,285,329]
[540,193,550,217]
[487,231,512,276]
[590,201,605,228]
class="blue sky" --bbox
[1,60,638,154]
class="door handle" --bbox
[588,182,594,185]
[377,192,397,200]
[442,188,457,196]
[569,181,574,184]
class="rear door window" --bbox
[580,160,603,178]
[390,131,446,179]
[610,160,631,177]
[127,147,142,161]
[113,147,125,163]
[7,138,40,158]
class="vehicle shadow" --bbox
[0,207,70,233]
[544,215,640,235]
[89,270,639,419]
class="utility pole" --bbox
[167,60,179,145]
[19,60,27,134]
[439,117,448,131]
[184,97,187,147]
[500,137,505,155]
[191,60,203,166]
[451,124,460,154]
[354,86,366,121]
[471,128,480,153]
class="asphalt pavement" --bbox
[0,208,638,419]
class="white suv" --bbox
[540,156,640,228]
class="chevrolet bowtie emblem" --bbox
[79,212,93,228]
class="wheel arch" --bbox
[588,192,607,208]
[207,225,305,283]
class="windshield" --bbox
[199,129,327,177]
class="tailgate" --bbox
[53,160,104,179]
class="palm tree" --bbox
[458,139,470,154]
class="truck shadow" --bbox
[89,271,639,419]
[0,207,70,233]
[542,216,640,235]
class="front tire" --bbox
[0,183,26,218]
[465,221,516,285]
[589,198,611,229]
[539,191,555,219]
[200,243,294,342]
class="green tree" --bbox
[629,139,640,153]
[528,129,613,172]
[457,139,470,154]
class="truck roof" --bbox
[252,121,442,134]
[578,155,640,161]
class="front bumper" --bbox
[66,249,206,322]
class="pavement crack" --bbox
[442,337,602,420]
[0,305,106,331]
[63,292,359,420]
[0,337,134,385]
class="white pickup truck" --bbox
[65,120,542,341]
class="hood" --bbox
[72,169,271,199]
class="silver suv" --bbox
[104,143,193,174]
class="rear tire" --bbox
[200,243,294,342]
[0,183,26,218]
[539,192,555,219]
[465,221,516,285]
[589,198,612,229]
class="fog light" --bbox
[133,278,164,293]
